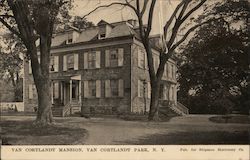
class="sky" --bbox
[71,0,179,35]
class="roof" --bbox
[50,20,165,51]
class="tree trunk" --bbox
[35,79,53,125]
[33,33,53,125]
[148,81,161,121]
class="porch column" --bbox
[79,80,81,104]
[51,82,54,104]
[70,80,72,103]
[60,82,63,103]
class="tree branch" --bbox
[145,0,156,36]
[141,0,149,15]
[0,14,15,19]
[0,17,21,38]
[82,0,136,19]
[181,0,207,23]
[177,0,191,21]
[163,1,185,40]
[169,18,222,54]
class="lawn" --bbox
[0,119,88,145]
[0,115,249,145]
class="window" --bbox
[50,57,55,71]
[138,49,145,68]
[110,80,119,97]
[159,84,164,99]
[88,52,96,69]
[29,84,37,99]
[67,55,74,70]
[172,64,175,79]
[88,81,96,97]
[138,80,145,97]
[67,38,73,44]
[99,34,106,39]
[168,63,172,79]
[110,49,118,67]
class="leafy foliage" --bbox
[178,0,250,114]
[0,33,24,101]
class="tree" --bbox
[178,0,250,114]
[0,33,24,102]
[84,0,209,120]
[0,0,70,125]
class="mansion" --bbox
[23,20,188,116]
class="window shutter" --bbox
[166,86,169,100]
[138,48,141,68]
[54,82,59,98]
[105,80,111,97]
[169,85,172,101]
[168,63,172,79]
[105,50,110,67]
[96,80,101,98]
[164,64,167,77]
[54,56,59,72]
[138,80,141,97]
[33,85,37,99]
[163,85,167,100]
[28,84,33,99]
[74,54,79,70]
[173,65,176,80]
[155,56,159,71]
[147,82,151,98]
[153,56,156,71]
[84,52,88,69]
[63,55,67,71]
[28,60,32,74]
[173,86,177,102]
[172,86,175,102]
[83,81,89,98]
[118,48,124,66]
[118,79,124,97]
[145,52,148,69]
[95,51,101,68]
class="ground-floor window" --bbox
[110,79,119,97]
[88,80,96,97]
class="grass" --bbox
[1,115,249,145]
[116,130,250,144]
[0,120,88,145]
[209,115,250,124]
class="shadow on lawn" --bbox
[0,120,88,145]
[116,131,250,145]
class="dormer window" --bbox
[99,33,106,39]
[67,38,73,44]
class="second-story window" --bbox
[50,56,55,71]
[50,56,59,72]
[67,55,74,70]
[138,48,145,69]
[110,49,118,67]
[88,52,96,69]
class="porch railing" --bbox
[176,102,189,114]
[62,102,71,117]
[62,101,81,117]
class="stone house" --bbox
[23,20,188,116]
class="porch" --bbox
[51,75,81,117]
